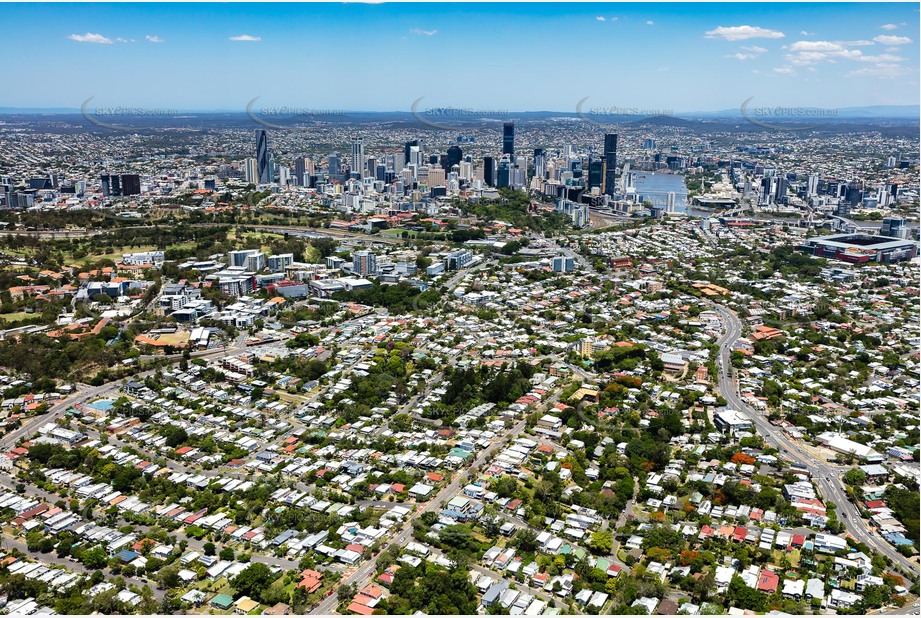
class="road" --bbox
[0,380,128,452]
[879,600,920,615]
[0,535,166,601]
[714,304,920,581]
[309,417,529,615]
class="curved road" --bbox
[714,304,919,582]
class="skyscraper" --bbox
[446,145,463,171]
[408,146,421,169]
[328,154,341,179]
[351,138,364,176]
[120,174,141,196]
[101,174,120,197]
[502,122,515,157]
[295,157,307,186]
[806,174,819,198]
[483,156,495,187]
[588,158,603,189]
[404,140,419,165]
[533,149,546,179]
[256,129,272,184]
[244,158,258,184]
[497,156,511,188]
[602,133,617,196]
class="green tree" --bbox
[842,468,867,486]
[231,562,276,603]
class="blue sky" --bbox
[1,2,918,112]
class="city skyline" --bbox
[0,2,918,112]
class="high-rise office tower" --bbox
[351,138,364,176]
[428,167,446,188]
[295,157,307,186]
[101,174,120,197]
[483,156,496,187]
[502,122,515,157]
[408,146,421,169]
[588,158,603,189]
[533,149,546,179]
[761,177,774,203]
[446,145,463,171]
[846,181,862,207]
[603,133,618,196]
[256,129,272,184]
[120,174,141,196]
[807,174,819,198]
[328,154,341,179]
[497,156,511,188]
[774,177,788,202]
[404,140,419,165]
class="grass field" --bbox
[0,311,36,322]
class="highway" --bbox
[713,304,920,582]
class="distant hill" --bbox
[0,105,916,119]
[682,104,918,120]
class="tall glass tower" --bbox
[502,122,515,157]
[256,129,272,184]
[603,133,618,196]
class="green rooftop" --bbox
[210,593,234,609]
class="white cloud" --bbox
[783,37,910,76]
[229,34,261,42]
[789,40,848,52]
[880,23,899,30]
[859,53,905,63]
[145,35,164,43]
[705,25,785,41]
[646,20,654,26]
[67,32,113,44]
[409,28,437,36]
[773,66,795,74]
[800,30,814,36]
[726,46,767,61]
[874,34,911,45]
[785,40,864,65]
[847,63,911,78]
[596,16,605,21]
